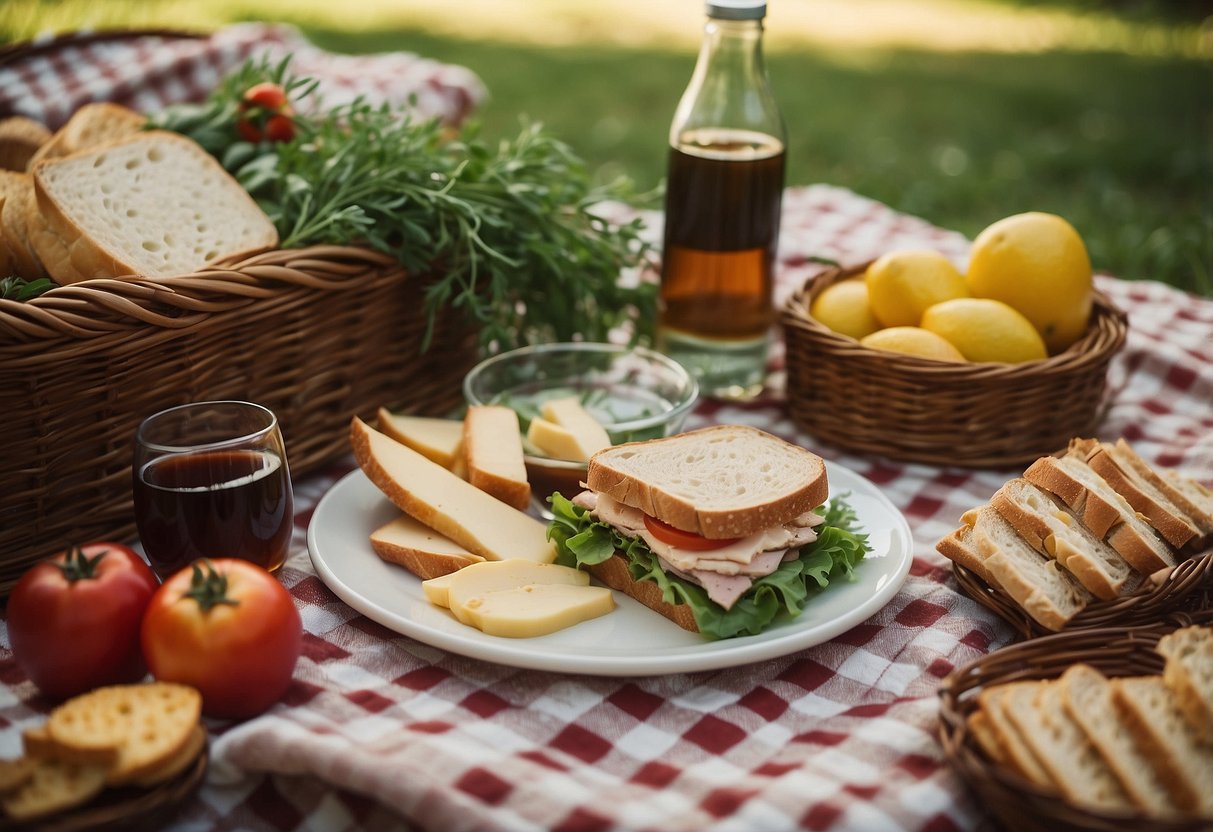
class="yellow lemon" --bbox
[859,326,967,362]
[966,212,1093,353]
[809,278,881,340]
[865,250,969,328]
[921,298,1048,364]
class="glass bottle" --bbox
[657,0,786,400]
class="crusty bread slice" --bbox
[586,553,700,633]
[1004,680,1131,811]
[1111,675,1213,815]
[1059,664,1183,816]
[1156,625,1213,743]
[28,102,144,167]
[936,507,1002,589]
[992,479,1136,601]
[1161,469,1213,540]
[0,756,107,821]
[370,514,485,580]
[0,116,51,171]
[1071,439,1201,550]
[967,710,1007,764]
[970,503,1093,631]
[32,131,278,283]
[1025,455,1178,575]
[0,170,44,278]
[977,682,1052,786]
[463,405,530,511]
[587,425,828,540]
[351,417,555,563]
[376,409,463,469]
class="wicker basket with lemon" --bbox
[780,212,1127,467]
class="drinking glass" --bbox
[132,401,293,580]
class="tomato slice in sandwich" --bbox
[643,515,739,551]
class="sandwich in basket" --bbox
[548,425,870,639]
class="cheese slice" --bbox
[439,559,589,622]
[539,397,611,461]
[370,514,483,580]
[376,409,463,469]
[460,584,615,638]
[351,418,555,563]
[527,417,585,462]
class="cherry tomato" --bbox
[142,559,301,719]
[263,113,296,143]
[8,544,159,701]
[643,515,739,551]
[243,82,289,111]
[235,118,263,143]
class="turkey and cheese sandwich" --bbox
[547,425,869,639]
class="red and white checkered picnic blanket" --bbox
[1,26,1211,832]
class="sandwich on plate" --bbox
[547,425,870,639]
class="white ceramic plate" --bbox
[307,463,913,676]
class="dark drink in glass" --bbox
[132,401,293,580]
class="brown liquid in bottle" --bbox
[660,128,785,343]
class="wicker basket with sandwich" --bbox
[936,437,1213,639]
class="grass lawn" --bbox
[3,1,1210,294]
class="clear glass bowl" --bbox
[463,342,699,508]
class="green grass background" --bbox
[4,1,1211,294]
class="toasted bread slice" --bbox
[28,102,144,167]
[1111,675,1213,815]
[969,502,1093,631]
[587,425,828,540]
[370,514,485,579]
[463,405,530,510]
[0,116,51,171]
[32,131,278,283]
[1025,455,1179,575]
[992,479,1137,601]
[1070,439,1202,550]
[1156,625,1213,743]
[1059,664,1184,817]
[0,757,107,821]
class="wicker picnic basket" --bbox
[953,552,1213,641]
[937,613,1213,831]
[0,246,477,596]
[780,263,1128,468]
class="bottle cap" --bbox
[706,1,766,21]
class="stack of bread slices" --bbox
[968,625,1213,818]
[1,103,277,285]
[938,438,1212,631]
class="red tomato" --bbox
[643,515,739,551]
[8,544,159,701]
[263,113,296,143]
[235,118,263,143]
[242,81,289,111]
[142,559,301,719]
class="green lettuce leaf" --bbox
[546,492,871,639]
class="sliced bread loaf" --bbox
[28,102,144,167]
[1156,625,1213,743]
[992,479,1137,601]
[1111,675,1213,815]
[31,131,278,283]
[1059,664,1184,817]
[977,681,1052,786]
[970,503,1093,631]
[1025,455,1178,574]
[586,425,828,539]
[936,507,1002,589]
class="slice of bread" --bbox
[587,425,828,540]
[1156,625,1213,743]
[969,503,1093,631]
[463,405,530,511]
[370,514,485,580]
[1024,455,1178,574]
[1075,440,1201,549]
[1059,664,1183,816]
[0,171,45,278]
[1111,675,1213,815]
[992,479,1136,601]
[32,131,278,283]
[586,552,700,633]
[977,681,1052,786]
[376,409,464,469]
[1161,469,1213,540]
[936,507,1002,589]
[0,116,51,172]
[28,102,144,167]
[1003,681,1131,811]
[0,757,107,821]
